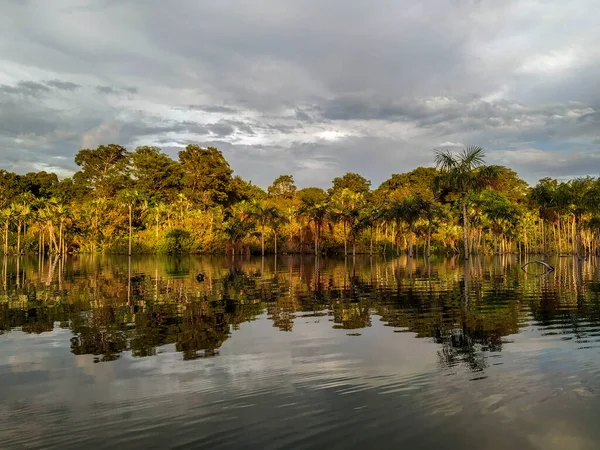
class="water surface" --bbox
[2,255,600,449]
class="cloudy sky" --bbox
[1,0,599,188]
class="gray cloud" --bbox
[96,85,137,95]
[489,149,600,182]
[0,0,599,187]
[0,81,50,96]
[45,79,81,91]
[188,105,239,114]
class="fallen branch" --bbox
[522,260,555,273]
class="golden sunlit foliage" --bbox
[1,144,600,257]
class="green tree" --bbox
[268,175,297,199]
[229,176,266,204]
[74,144,130,198]
[0,170,23,207]
[21,171,59,198]
[374,167,438,202]
[329,172,371,196]
[131,146,182,201]
[179,145,233,206]
[435,146,500,259]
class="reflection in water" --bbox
[2,255,600,449]
[2,255,600,364]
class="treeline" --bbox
[1,144,600,257]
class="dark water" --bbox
[2,255,600,449]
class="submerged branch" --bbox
[521,260,555,274]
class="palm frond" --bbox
[475,165,502,190]
[462,145,486,168]
[434,149,457,172]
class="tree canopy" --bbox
[0,143,598,259]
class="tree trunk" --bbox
[59,221,64,256]
[427,227,432,257]
[572,216,577,256]
[128,205,133,256]
[274,233,278,255]
[461,198,469,260]
[3,222,8,255]
[542,219,547,256]
[17,222,21,255]
[343,221,348,256]
[261,222,265,256]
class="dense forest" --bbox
[1,144,599,258]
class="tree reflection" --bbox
[1,255,600,372]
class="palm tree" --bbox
[565,177,594,257]
[479,191,519,254]
[174,193,191,227]
[270,209,284,255]
[144,201,169,239]
[386,196,425,257]
[248,200,280,256]
[223,202,254,256]
[299,200,329,256]
[118,189,140,256]
[0,207,12,255]
[284,206,297,251]
[357,205,382,256]
[11,202,31,255]
[39,203,56,254]
[54,203,70,256]
[435,146,500,259]
[329,189,363,256]
[530,178,559,254]
[420,198,442,257]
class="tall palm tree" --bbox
[565,177,594,257]
[529,178,559,254]
[299,200,329,256]
[11,202,31,255]
[386,196,425,257]
[174,193,191,227]
[420,198,442,257]
[144,201,169,239]
[223,202,254,256]
[357,205,382,256]
[329,189,363,256]
[435,146,500,259]
[270,209,284,255]
[0,207,12,255]
[248,200,280,256]
[118,189,141,256]
[54,203,70,256]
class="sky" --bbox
[1,0,599,189]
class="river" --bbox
[1,255,600,449]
